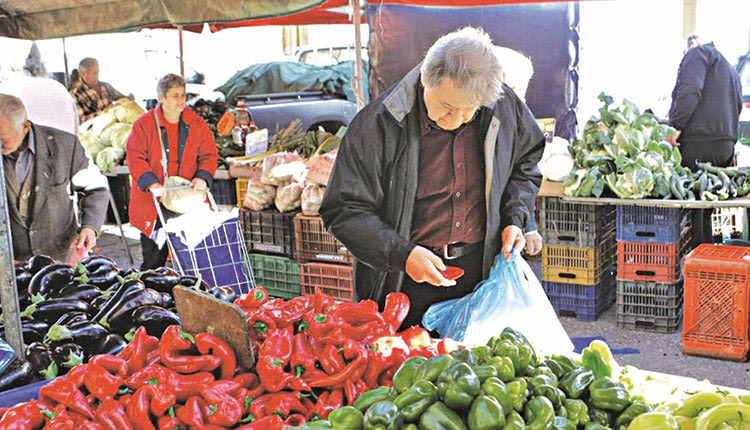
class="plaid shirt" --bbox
[71,80,125,123]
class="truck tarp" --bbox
[367,2,579,139]
[215,60,369,106]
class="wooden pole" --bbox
[351,0,365,110]
[178,26,185,78]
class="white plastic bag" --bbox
[422,251,573,355]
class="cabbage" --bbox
[99,123,133,151]
[110,99,145,123]
[95,146,125,173]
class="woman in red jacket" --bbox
[126,73,218,269]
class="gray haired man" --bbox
[320,27,545,328]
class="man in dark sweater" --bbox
[669,35,743,245]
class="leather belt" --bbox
[425,242,483,260]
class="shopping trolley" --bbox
[153,188,255,295]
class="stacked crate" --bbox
[240,208,301,298]
[711,207,746,242]
[615,206,691,332]
[294,214,355,301]
[540,197,617,321]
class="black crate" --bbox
[105,174,130,224]
[539,197,616,247]
[240,208,297,258]
[212,178,237,206]
[616,278,684,333]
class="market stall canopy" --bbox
[0,0,331,39]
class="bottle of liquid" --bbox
[248,121,259,133]
[232,123,245,145]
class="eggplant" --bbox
[0,360,33,392]
[27,264,75,298]
[46,321,109,355]
[118,267,139,279]
[28,254,55,275]
[25,342,57,379]
[107,289,163,332]
[179,275,211,292]
[0,339,15,375]
[1,320,49,344]
[160,292,174,309]
[15,269,33,294]
[57,284,101,302]
[212,286,237,303]
[141,270,181,294]
[20,298,91,325]
[131,306,181,337]
[92,279,145,325]
[76,264,119,290]
[154,266,179,277]
[79,255,116,271]
[51,311,89,328]
[96,334,127,356]
[52,343,84,370]
[90,295,111,312]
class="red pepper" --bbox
[303,312,336,339]
[125,364,215,403]
[312,288,336,314]
[349,320,391,343]
[39,377,95,420]
[155,416,179,430]
[235,414,284,430]
[289,334,316,378]
[317,343,345,374]
[159,326,222,374]
[345,379,359,406]
[383,292,410,332]
[118,394,133,411]
[208,380,242,396]
[307,389,343,421]
[285,414,306,427]
[378,348,409,387]
[329,301,386,326]
[194,332,236,380]
[0,400,46,430]
[362,353,389,388]
[130,384,177,423]
[95,399,133,430]
[176,396,208,427]
[280,295,315,324]
[248,393,274,418]
[258,329,293,363]
[265,391,307,417]
[234,287,269,310]
[90,355,129,379]
[245,308,278,340]
[399,325,432,350]
[119,326,159,376]
[200,385,243,427]
[66,363,89,388]
[233,373,265,399]
[46,406,78,430]
[85,363,125,400]
[308,340,368,389]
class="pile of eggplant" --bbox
[0,253,239,392]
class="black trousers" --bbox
[399,246,484,330]
[139,205,179,270]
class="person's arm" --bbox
[668,48,710,131]
[319,111,415,272]
[126,117,161,194]
[103,82,127,101]
[192,119,219,189]
[70,134,109,237]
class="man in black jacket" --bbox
[320,27,545,329]
[669,35,742,244]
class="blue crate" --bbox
[617,206,690,243]
[543,266,616,321]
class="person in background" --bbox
[0,43,79,135]
[70,57,133,122]
[126,74,218,270]
[669,35,742,245]
[0,94,108,263]
[320,27,545,329]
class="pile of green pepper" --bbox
[299,327,652,430]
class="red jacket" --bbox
[126,106,218,237]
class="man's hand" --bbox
[149,183,166,198]
[523,231,543,256]
[191,178,207,191]
[502,225,526,261]
[668,130,681,147]
[76,227,97,252]
[405,246,455,287]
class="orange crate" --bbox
[682,244,750,361]
[235,178,249,209]
[294,214,353,264]
[617,227,692,282]
[299,262,354,302]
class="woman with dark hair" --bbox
[126,73,219,269]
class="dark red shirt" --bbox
[410,85,486,247]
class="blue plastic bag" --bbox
[423,251,573,354]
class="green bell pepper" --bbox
[628,412,680,430]
[553,416,577,430]
[467,395,505,430]
[480,377,513,414]
[507,378,529,412]
[487,356,515,382]
[588,407,613,427]
[614,402,652,429]
[588,377,630,412]
[534,384,565,410]
[501,327,538,364]
[516,342,536,374]
[393,380,439,422]
[451,348,477,366]
[548,355,580,377]
[354,387,391,413]
[564,398,590,426]
[329,406,364,430]
[300,420,332,428]
[530,374,558,390]
[414,355,458,385]
[403,425,419,430]
[363,401,402,430]
[393,356,428,393]
[471,345,493,364]
[471,364,498,383]
[419,401,468,430]
[524,396,555,430]
[694,403,750,430]
[437,362,481,410]
[544,358,566,379]
[504,410,526,430]
[672,392,723,418]
[581,347,612,379]
[491,338,521,372]
[558,367,594,399]
[529,366,559,387]
[584,422,613,430]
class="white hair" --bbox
[420,27,504,107]
[0,94,29,134]
[494,46,534,100]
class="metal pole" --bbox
[351,0,365,110]
[178,26,185,78]
[62,38,70,88]
[0,158,24,358]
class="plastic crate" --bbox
[240,208,296,258]
[682,244,750,361]
[299,262,354,302]
[294,214,353,264]
[236,178,249,209]
[617,227,691,282]
[543,267,616,321]
[105,173,130,224]
[212,178,237,206]
[617,205,690,243]
[249,253,300,299]
[539,197,616,247]
[616,279,683,333]
[542,233,616,285]
[712,207,745,240]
